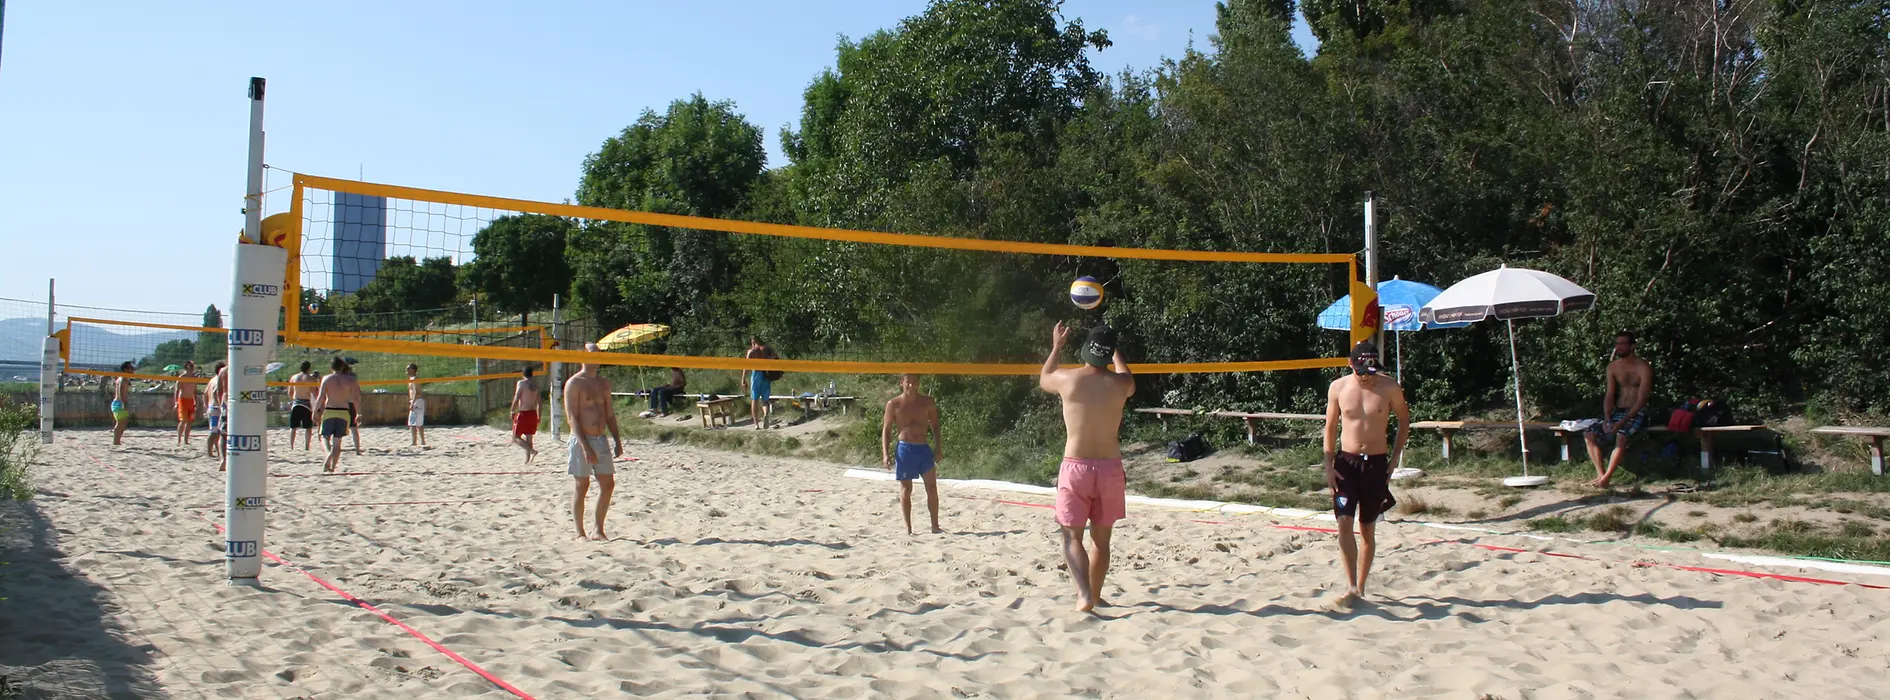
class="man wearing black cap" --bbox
[1039,321,1134,613]
[1322,340,1410,607]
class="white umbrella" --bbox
[1421,265,1596,487]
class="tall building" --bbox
[330,193,387,295]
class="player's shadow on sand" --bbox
[641,536,852,550]
[1124,591,1720,622]
[0,499,167,697]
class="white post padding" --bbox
[38,336,57,444]
[225,243,286,584]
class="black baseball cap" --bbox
[1081,325,1119,367]
[1349,341,1383,376]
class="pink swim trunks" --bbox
[1055,457,1126,528]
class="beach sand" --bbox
[5,425,1887,698]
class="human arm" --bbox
[1322,382,1341,490]
[929,400,942,463]
[605,385,623,457]
[1625,362,1653,420]
[1112,348,1134,397]
[1038,321,1071,394]
[1601,366,1617,423]
[881,399,895,469]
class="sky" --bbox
[0,1,1317,316]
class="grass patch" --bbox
[0,397,38,500]
[1497,494,1523,509]
[1527,516,1578,533]
[1732,512,1758,523]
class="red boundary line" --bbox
[70,441,536,699]
[994,494,1886,590]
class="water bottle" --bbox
[827,380,836,396]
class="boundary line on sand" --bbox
[842,468,1890,586]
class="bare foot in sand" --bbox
[1076,595,1097,613]
[1333,591,1361,610]
[589,531,608,541]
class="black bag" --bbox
[762,370,784,381]
[1166,433,1209,463]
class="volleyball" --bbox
[1069,276,1104,310]
[307,303,321,314]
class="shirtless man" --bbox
[741,338,778,430]
[1039,322,1134,613]
[205,362,227,459]
[207,362,229,468]
[564,343,623,540]
[111,361,134,445]
[882,374,942,534]
[406,363,428,447]
[510,366,541,463]
[287,361,317,450]
[174,360,199,446]
[312,357,363,473]
[1322,341,1410,607]
[1584,332,1653,488]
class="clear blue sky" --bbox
[0,1,1316,315]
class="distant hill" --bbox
[0,317,195,367]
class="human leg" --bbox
[1059,525,1095,611]
[899,479,914,534]
[1087,524,1113,607]
[921,468,941,533]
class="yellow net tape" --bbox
[282,173,1376,373]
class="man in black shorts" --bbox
[1321,341,1410,606]
[287,361,317,450]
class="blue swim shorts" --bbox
[895,441,935,481]
[749,371,772,401]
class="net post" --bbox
[38,278,55,444]
[1363,191,1384,353]
[226,77,272,588]
[549,294,563,441]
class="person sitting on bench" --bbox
[644,367,686,418]
[1584,331,1653,488]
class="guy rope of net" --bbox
[280,172,1379,374]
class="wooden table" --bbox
[1810,426,1890,476]
[696,396,737,428]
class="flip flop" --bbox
[1669,483,1698,494]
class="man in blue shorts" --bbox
[741,337,778,430]
[881,374,942,534]
[111,361,134,445]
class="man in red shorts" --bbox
[1321,341,1410,607]
[509,366,541,463]
[1039,322,1133,613]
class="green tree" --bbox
[573,94,767,328]
[459,214,573,321]
[142,338,195,370]
[346,256,461,318]
[195,304,226,366]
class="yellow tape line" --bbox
[293,333,1345,375]
[296,173,1354,265]
[69,317,222,334]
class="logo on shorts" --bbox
[243,365,265,375]
[232,496,266,510]
[241,283,279,298]
[239,390,268,403]
[227,434,262,452]
[229,329,265,346]
[225,540,257,558]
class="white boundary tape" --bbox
[841,468,1890,580]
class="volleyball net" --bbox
[277,172,1380,375]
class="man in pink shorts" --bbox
[1039,321,1134,613]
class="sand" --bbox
[4,425,1888,699]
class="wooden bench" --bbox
[696,396,737,428]
[1133,407,1325,444]
[1810,426,1890,476]
[1409,420,1561,462]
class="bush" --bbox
[0,397,39,500]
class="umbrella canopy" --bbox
[1317,277,1472,332]
[1419,265,1595,325]
[162,364,182,372]
[1421,265,1595,486]
[265,362,286,374]
[597,323,672,350]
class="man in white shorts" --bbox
[406,363,427,446]
[564,343,622,541]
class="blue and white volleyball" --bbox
[1069,276,1104,310]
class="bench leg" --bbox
[1559,431,1573,462]
[1440,429,1455,463]
[1245,418,1256,446]
[1872,437,1884,477]
[1698,432,1715,476]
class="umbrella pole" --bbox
[1396,330,1405,471]
[1509,319,1528,477]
